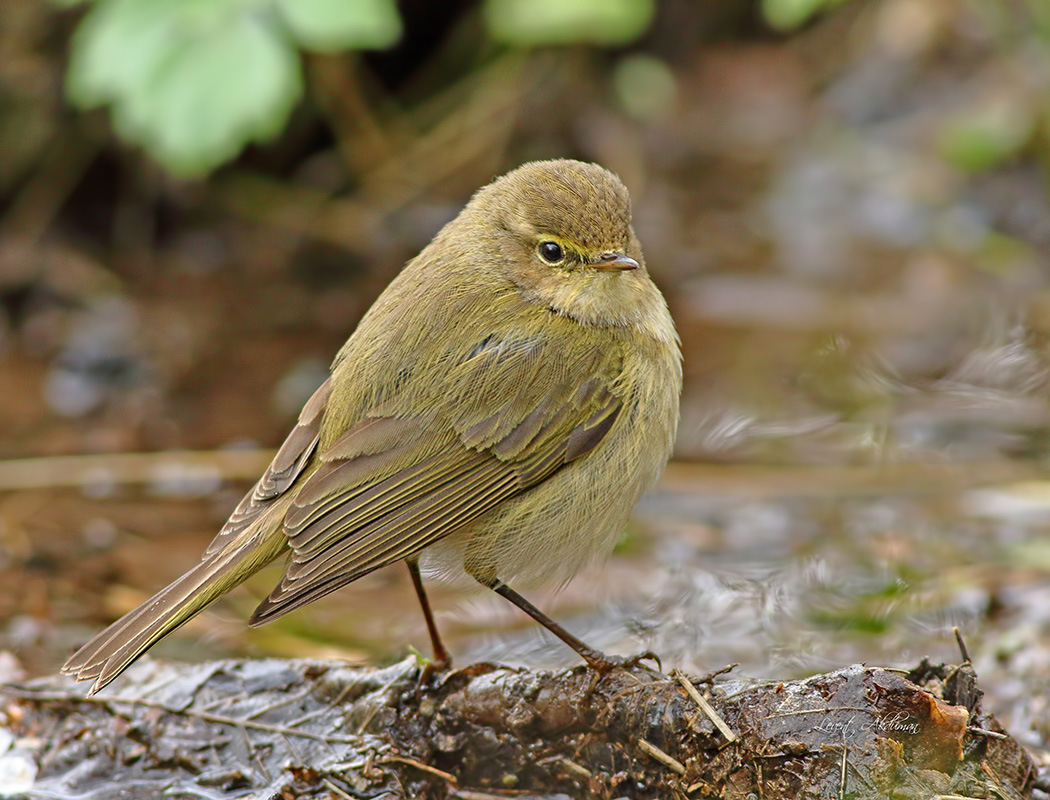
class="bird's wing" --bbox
[249,333,623,624]
[202,378,332,559]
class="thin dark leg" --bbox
[478,576,660,673]
[406,560,451,670]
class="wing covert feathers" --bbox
[250,336,625,624]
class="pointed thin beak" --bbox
[593,253,640,271]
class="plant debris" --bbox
[0,653,1037,799]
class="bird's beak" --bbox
[593,253,640,271]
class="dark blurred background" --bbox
[2,0,1050,765]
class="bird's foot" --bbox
[418,655,453,686]
[409,646,453,697]
[579,649,664,699]
[583,648,663,674]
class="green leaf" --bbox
[938,110,1031,173]
[120,15,301,176]
[485,0,654,46]
[613,54,677,120]
[67,0,302,177]
[275,0,401,52]
[68,0,179,107]
[762,0,836,31]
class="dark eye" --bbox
[538,241,564,263]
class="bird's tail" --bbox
[62,527,286,695]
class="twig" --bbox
[241,723,271,783]
[637,739,686,775]
[659,460,1045,498]
[762,707,868,719]
[245,685,316,720]
[536,755,592,780]
[0,131,99,244]
[356,51,528,213]
[694,663,739,684]
[381,755,458,784]
[839,743,848,800]
[323,778,355,800]
[0,449,276,492]
[953,627,972,664]
[966,727,1008,740]
[2,687,362,745]
[287,703,335,728]
[673,670,737,744]
[281,731,304,763]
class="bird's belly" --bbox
[419,408,672,589]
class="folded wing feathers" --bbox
[202,379,331,559]
[286,444,464,552]
[251,345,625,625]
[251,455,517,622]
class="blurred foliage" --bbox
[761,0,849,31]
[938,106,1034,173]
[484,0,654,45]
[66,0,401,176]
[56,0,1049,180]
[61,0,656,176]
[612,53,677,121]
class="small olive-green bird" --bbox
[63,159,681,694]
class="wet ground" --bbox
[1,0,1049,780]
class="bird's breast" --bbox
[422,332,681,589]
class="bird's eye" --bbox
[538,241,564,264]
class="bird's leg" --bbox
[477,576,661,674]
[406,560,452,680]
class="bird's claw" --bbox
[584,649,663,675]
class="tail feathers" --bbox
[63,533,282,695]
